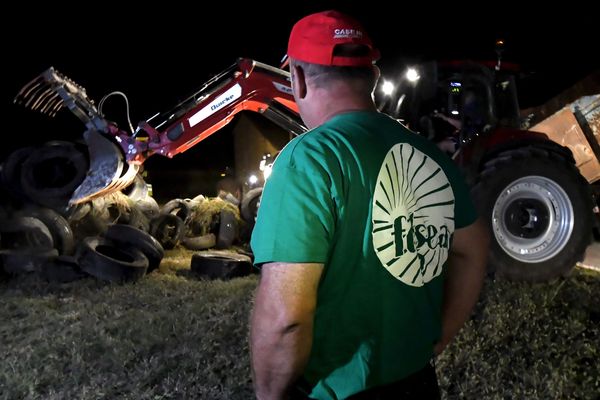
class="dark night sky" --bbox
[3,1,598,163]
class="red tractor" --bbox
[12,57,600,281]
[377,59,599,281]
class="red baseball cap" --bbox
[287,10,380,67]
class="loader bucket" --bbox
[14,67,99,124]
[69,130,139,205]
[15,67,140,204]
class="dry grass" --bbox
[90,192,133,221]
[0,248,256,400]
[0,253,598,400]
[437,268,600,399]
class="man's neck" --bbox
[322,104,377,122]
[310,86,377,127]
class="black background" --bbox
[3,2,598,171]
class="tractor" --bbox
[377,57,599,281]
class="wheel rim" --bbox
[492,176,574,263]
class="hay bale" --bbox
[187,197,241,236]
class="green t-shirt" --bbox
[251,111,477,399]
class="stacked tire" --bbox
[77,224,164,283]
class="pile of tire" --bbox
[1,141,89,211]
[77,224,164,283]
[0,142,252,283]
[0,142,163,283]
[156,196,241,252]
[0,207,164,283]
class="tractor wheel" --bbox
[472,147,593,282]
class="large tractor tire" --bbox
[472,147,593,282]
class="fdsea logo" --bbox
[372,144,455,287]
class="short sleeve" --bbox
[250,154,336,266]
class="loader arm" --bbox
[119,58,304,164]
[15,58,305,204]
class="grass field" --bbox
[1,249,598,399]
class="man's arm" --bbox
[250,262,324,400]
[435,218,489,354]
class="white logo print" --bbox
[333,28,363,39]
[188,84,242,127]
[372,144,455,287]
[273,82,293,95]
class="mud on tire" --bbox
[472,147,593,281]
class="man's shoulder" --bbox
[272,131,324,172]
[277,127,336,162]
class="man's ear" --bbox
[370,64,381,97]
[292,64,307,100]
[372,65,381,82]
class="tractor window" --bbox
[461,86,487,134]
[494,75,520,128]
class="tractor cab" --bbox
[378,59,522,153]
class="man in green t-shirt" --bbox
[250,10,489,400]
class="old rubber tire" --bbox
[161,198,193,223]
[135,196,160,220]
[18,206,75,255]
[472,148,593,281]
[182,233,216,251]
[216,210,237,249]
[40,255,88,283]
[241,187,263,223]
[104,224,164,272]
[1,146,35,201]
[0,248,59,275]
[20,144,88,209]
[0,216,54,250]
[149,214,184,250]
[122,174,149,202]
[78,236,148,283]
[191,251,252,280]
